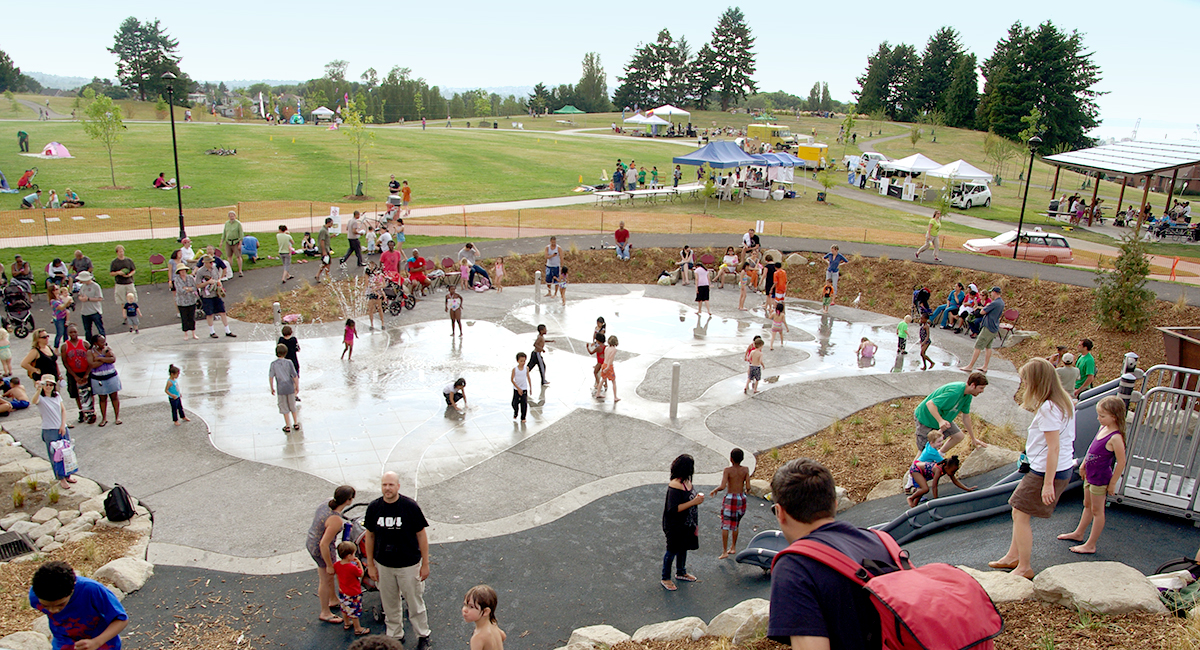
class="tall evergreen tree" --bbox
[942,53,979,128]
[886,44,920,121]
[805,82,821,112]
[109,17,190,101]
[854,43,892,116]
[612,38,657,110]
[911,27,964,114]
[977,21,1101,150]
[820,82,832,112]
[704,7,758,111]
[576,52,611,113]
[528,83,551,114]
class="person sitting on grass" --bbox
[153,172,176,189]
[302,232,320,257]
[906,455,974,508]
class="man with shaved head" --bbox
[363,472,431,649]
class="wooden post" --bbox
[1116,175,1128,218]
[1137,175,1152,230]
[1164,168,1180,216]
[1087,172,1100,225]
[1049,166,1061,198]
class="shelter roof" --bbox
[1043,140,1200,177]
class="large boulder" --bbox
[632,617,707,643]
[748,479,771,498]
[34,535,55,550]
[567,625,630,648]
[784,253,807,267]
[24,475,102,499]
[8,520,40,536]
[959,445,1021,479]
[0,631,52,650]
[0,457,51,475]
[30,508,58,524]
[79,495,105,515]
[0,443,31,465]
[32,615,51,639]
[27,519,61,540]
[1,512,31,530]
[707,598,769,644]
[1033,562,1166,614]
[56,510,79,525]
[94,557,154,594]
[958,566,1036,603]
[866,479,904,502]
[97,514,152,536]
[835,486,855,513]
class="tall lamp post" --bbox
[162,72,187,241]
[1013,135,1042,260]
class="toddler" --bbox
[769,302,788,350]
[820,281,833,314]
[856,337,877,359]
[906,455,975,508]
[165,364,189,424]
[366,229,378,255]
[557,267,569,306]
[918,314,932,370]
[459,258,471,289]
[342,319,358,360]
[587,332,607,397]
[446,285,463,337]
[462,585,505,650]
[898,315,911,354]
[124,293,141,334]
[334,541,370,636]
[737,262,751,311]
[0,328,11,377]
[492,257,505,292]
[1057,395,1127,554]
[600,335,619,402]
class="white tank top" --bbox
[546,245,560,268]
[513,365,531,392]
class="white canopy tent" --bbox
[881,153,943,174]
[927,159,993,183]
[649,104,690,120]
[622,113,649,124]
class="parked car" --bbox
[962,228,1074,264]
[950,183,992,209]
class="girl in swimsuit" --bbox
[768,303,788,351]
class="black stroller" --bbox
[2,283,34,339]
[382,271,417,315]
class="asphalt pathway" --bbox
[117,474,1200,650]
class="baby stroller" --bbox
[3,284,34,339]
[340,503,385,623]
[17,168,38,191]
[382,270,416,315]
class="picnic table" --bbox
[594,191,629,207]
[1156,223,1195,242]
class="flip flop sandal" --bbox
[282,426,291,432]
[355,628,372,636]
[97,421,107,427]
[660,580,677,591]
[320,616,344,625]
[114,420,122,425]
[675,574,698,582]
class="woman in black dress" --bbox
[661,454,704,591]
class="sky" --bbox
[5,0,1197,141]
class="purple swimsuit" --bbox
[1084,430,1121,487]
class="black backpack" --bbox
[104,485,136,522]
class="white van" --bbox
[950,183,992,209]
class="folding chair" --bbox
[441,257,461,289]
[997,308,1020,346]
[149,254,170,286]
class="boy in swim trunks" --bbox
[710,448,750,558]
[744,338,765,395]
[3,377,30,409]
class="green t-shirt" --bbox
[898,321,909,338]
[1075,353,1096,390]
[223,219,244,244]
[915,382,973,429]
[928,217,941,237]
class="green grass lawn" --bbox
[5,233,483,294]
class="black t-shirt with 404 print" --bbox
[364,495,429,568]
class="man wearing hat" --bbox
[195,255,236,339]
[75,271,105,340]
[960,286,1005,374]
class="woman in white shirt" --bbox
[989,358,1076,579]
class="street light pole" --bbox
[162,72,186,241]
[1013,135,1042,260]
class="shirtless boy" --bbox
[531,325,553,386]
[744,338,765,395]
[710,448,751,558]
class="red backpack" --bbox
[772,529,1003,650]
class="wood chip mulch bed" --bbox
[751,396,1026,502]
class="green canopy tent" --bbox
[553,105,586,114]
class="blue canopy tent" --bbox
[673,141,759,169]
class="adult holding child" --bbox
[457,243,490,287]
[661,453,704,591]
[913,373,990,455]
[306,484,357,626]
[989,358,1076,579]
[108,245,136,325]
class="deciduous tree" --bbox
[83,95,124,187]
[342,99,373,193]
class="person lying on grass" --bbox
[906,455,975,508]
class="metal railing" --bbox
[1114,384,1200,519]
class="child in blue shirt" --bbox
[30,560,128,650]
